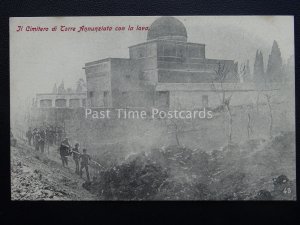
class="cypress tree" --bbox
[253,50,265,86]
[267,40,283,82]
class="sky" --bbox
[10,16,294,114]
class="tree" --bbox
[166,118,201,147]
[76,78,87,93]
[210,62,238,106]
[245,60,251,82]
[210,62,241,144]
[169,119,181,146]
[58,81,66,94]
[224,96,233,143]
[240,60,251,83]
[265,94,273,138]
[246,111,254,139]
[266,40,283,83]
[253,50,265,87]
[52,83,58,94]
[253,50,266,112]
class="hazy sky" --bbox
[10,16,294,112]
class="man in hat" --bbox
[60,137,71,167]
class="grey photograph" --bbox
[10,16,295,200]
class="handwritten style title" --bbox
[16,25,149,32]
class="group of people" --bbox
[26,125,93,182]
[26,127,46,153]
[59,138,92,182]
[26,125,65,153]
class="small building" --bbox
[83,16,240,109]
[35,92,87,108]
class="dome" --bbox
[147,17,187,41]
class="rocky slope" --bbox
[11,141,97,200]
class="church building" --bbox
[83,16,242,109]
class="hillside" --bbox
[11,141,97,200]
[11,131,296,200]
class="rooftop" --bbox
[147,17,188,42]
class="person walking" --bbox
[80,149,91,182]
[60,138,71,167]
[34,130,41,151]
[72,143,81,174]
[26,128,32,145]
[39,129,46,153]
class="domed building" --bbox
[84,16,240,109]
[147,16,187,42]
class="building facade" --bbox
[35,93,87,108]
[83,17,289,109]
[83,17,243,109]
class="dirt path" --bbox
[11,140,98,200]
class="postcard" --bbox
[10,16,295,200]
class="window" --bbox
[89,91,94,98]
[55,99,67,108]
[69,99,80,108]
[40,99,52,108]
